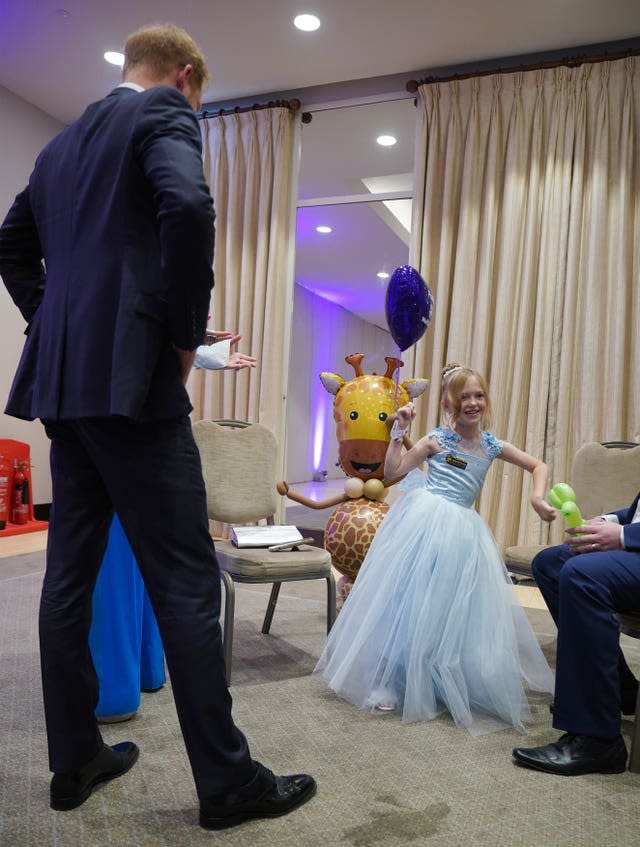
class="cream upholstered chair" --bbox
[504,441,640,581]
[192,419,336,683]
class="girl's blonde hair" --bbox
[440,363,491,427]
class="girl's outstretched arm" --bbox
[500,442,556,523]
[384,403,438,477]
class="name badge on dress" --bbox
[446,454,467,470]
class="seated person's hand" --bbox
[566,519,622,552]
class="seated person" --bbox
[513,492,640,775]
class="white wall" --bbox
[0,86,64,505]
[285,283,409,483]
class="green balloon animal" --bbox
[547,482,588,529]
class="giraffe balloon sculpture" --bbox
[278,353,428,606]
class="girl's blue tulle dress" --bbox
[315,427,554,735]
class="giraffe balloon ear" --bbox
[319,372,345,396]
[402,378,429,399]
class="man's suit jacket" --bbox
[612,493,640,552]
[0,85,215,422]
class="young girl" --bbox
[315,363,556,735]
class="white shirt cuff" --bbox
[194,339,230,370]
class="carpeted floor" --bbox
[2,550,640,847]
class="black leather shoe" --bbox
[50,742,139,810]
[512,733,627,775]
[199,761,317,830]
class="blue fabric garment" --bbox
[315,427,554,735]
[89,515,165,717]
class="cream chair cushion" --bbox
[214,539,331,581]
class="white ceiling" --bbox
[2,1,639,327]
[2,1,640,125]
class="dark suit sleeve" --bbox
[618,493,640,551]
[0,185,46,323]
[133,87,215,351]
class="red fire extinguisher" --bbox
[0,454,9,530]
[12,461,29,525]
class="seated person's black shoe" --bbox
[50,742,139,810]
[512,733,627,775]
[199,760,317,830]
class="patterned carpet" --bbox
[2,550,640,847]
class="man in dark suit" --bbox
[513,495,640,775]
[0,23,315,829]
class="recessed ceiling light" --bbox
[294,14,321,32]
[104,51,124,67]
[377,271,390,279]
[376,135,397,147]
[316,225,332,234]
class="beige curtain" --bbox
[411,57,640,549]
[188,107,298,457]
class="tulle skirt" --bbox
[315,480,554,735]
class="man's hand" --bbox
[566,520,622,553]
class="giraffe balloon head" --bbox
[320,353,429,482]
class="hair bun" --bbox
[441,362,464,380]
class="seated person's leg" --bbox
[513,549,640,775]
[552,551,639,737]
[531,543,573,626]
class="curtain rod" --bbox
[406,44,640,91]
[198,97,304,120]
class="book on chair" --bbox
[229,525,304,548]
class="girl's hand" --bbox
[531,497,556,523]
[396,402,416,428]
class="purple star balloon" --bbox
[385,265,434,351]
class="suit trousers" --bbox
[532,544,640,738]
[41,415,254,798]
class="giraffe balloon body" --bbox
[321,354,428,599]
[278,353,428,605]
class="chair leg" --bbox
[629,689,640,773]
[220,571,235,685]
[326,573,337,632]
[262,582,281,634]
